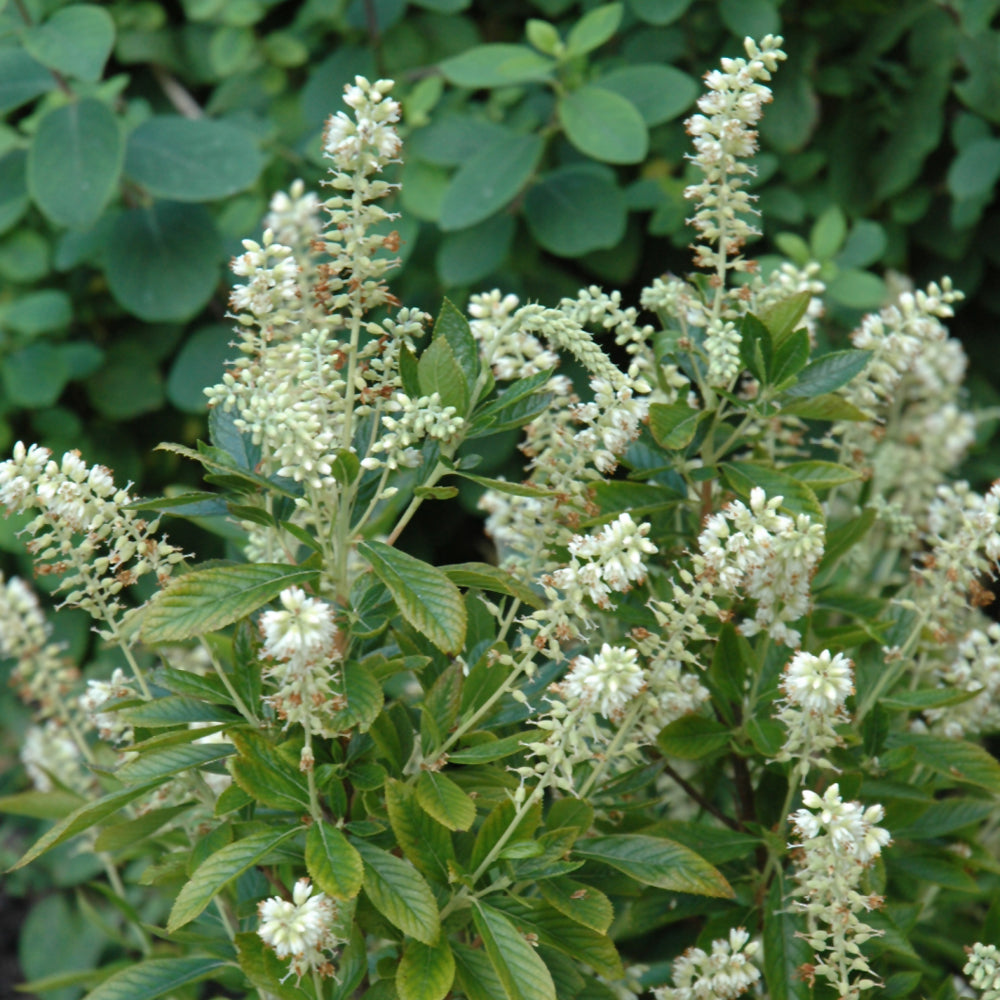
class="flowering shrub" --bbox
[3,35,1000,1000]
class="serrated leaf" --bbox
[360,540,466,655]
[322,660,385,734]
[721,462,824,522]
[453,942,508,1000]
[418,336,469,413]
[353,838,441,944]
[416,770,477,831]
[468,369,555,434]
[168,827,300,932]
[453,472,555,498]
[656,715,731,759]
[537,877,613,932]
[782,460,861,491]
[10,778,168,870]
[81,958,227,1000]
[770,329,810,387]
[897,735,1000,794]
[572,835,733,897]
[738,312,773,383]
[434,298,480,388]
[780,393,868,422]
[648,401,707,450]
[442,562,543,609]
[756,290,813,347]
[779,349,871,400]
[118,694,233,726]
[141,563,318,643]
[228,730,311,812]
[116,742,234,784]
[385,779,456,885]
[306,822,364,899]
[398,938,456,1000]
[235,932,312,1000]
[473,902,557,1000]
[472,799,543,874]
[93,803,196,852]
[894,798,995,840]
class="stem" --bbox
[201,639,260,725]
[758,771,801,890]
[576,698,645,799]
[856,603,929,721]
[661,760,741,831]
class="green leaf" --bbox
[449,731,537,764]
[472,798,543,873]
[764,875,812,1000]
[442,562,543,609]
[141,562,318,643]
[125,116,263,202]
[24,4,115,82]
[627,0,694,24]
[526,19,561,56]
[780,393,868,422]
[385,779,456,885]
[948,137,1000,199]
[353,837,441,944]
[1,288,71,336]
[1,342,70,407]
[116,742,234,785]
[720,462,824,521]
[360,540,467,655]
[437,213,515,286]
[454,942,508,1000]
[473,902,557,1000]
[416,770,477,831]
[398,939,456,1000]
[434,298,480,387]
[306,822,364,899]
[167,324,233,413]
[418,336,469,413]
[168,827,299,932]
[0,49,54,114]
[81,958,227,1000]
[524,166,626,257]
[826,271,886,311]
[467,369,555,435]
[897,734,1000,794]
[647,402,707,450]
[779,349,871,400]
[720,0,780,36]
[816,508,876,580]
[565,4,623,57]
[572,835,733,897]
[119,694,232,726]
[595,65,698,125]
[879,687,978,711]
[323,660,385,734]
[439,133,544,231]
[228,730,311,811]
[559,86,648,164]
[439,44,554,88]
[235,932,313,1000]
[93,803,196,851]
[537,877,613,933]
[10,778,169,870]
[894,798,995,840]
[106,202,222,321]
[0,789,84,820]
[810,204,847,261]
[757,290,813,347]
[738,313,773,383]
[782,460,861,491]
[28,98,123,229]
[0,150,29,235]
[837,221,888,270]
[656,715,731,759]
[769,329,810,387]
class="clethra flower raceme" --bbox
[654,927,762,1000]
[965,943,1000,1000]
[257,877,342,983]
[561,643,646,721]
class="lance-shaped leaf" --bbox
[81,957,228,1000]
[360,541,466,655]
[306,822,364,900]
[398,938,456,1000]
[572,834,733,897]
[353,837,441,944]
[472,901,557,1000]
[779,349,871,400]
[141,562,318,642]
[168,827,300,932]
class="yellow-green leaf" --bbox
[306,822,363,900]
[416,770,477,831]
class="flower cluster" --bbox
[561,643,646,721]
[789,785,892,998]
[260,587,343,749]
[696,487,825,646]
[965,943,1000,1000]
[0,443,185,629]
[257,878,342,982]
[364,391,465,472]
[468,289,560,381]
[775,649,854,773]
[654,928,762,1000]
[684,35,787,275]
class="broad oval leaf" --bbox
[125,117,263,202]
[106,202,222,321]
[595,65,698,125]
[306,821,364,899]
[416,770,477,831]
[524,166,626,257]
[439,133,544,232]
[656,714,731,760]
[948,137,1000,199]
[24,4,114,83]
[398,938,456,1000]
[81,957,228,1000]
[648,401,706,450]
[360,540,466,654]
[472,902,557,1000]
[572,834,734,897]
[168,827,300,932]
[28,98,123,229]
[0,49,54,115]
[565,4,623,57]
[558,86,648,164]
[141,562,318,643]
[439,44,554,88]
[353,837,441,944]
